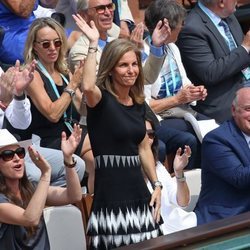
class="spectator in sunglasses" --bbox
[4,17,91,191]
[68,0,118,73]
[0,126,82,249]
[145,119,197,234]
[0,57,85,188]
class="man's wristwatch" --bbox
[63,88,75,98]
[152,180,163,189]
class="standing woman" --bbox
[74,15,163,249]
[0,125,82,249]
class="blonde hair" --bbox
[97,38,145,104]
[24,17,68,74]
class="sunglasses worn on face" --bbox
[147,129,155,139]
[0,147,26,162]
[90,3,115,14]
[35,39,62,49]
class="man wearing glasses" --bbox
[68,0,117,73]
[68,0,169,79]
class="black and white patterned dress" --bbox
[87,90,163,249]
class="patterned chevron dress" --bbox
[86,90,163,249]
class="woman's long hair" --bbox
[97,38,145,104]
[24,17,68,74]
[0,168,37,238]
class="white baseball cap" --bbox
[0,129,32,150]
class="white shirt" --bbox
[0,66,31,129]
[147,162,197,235]
[4,98,32,129]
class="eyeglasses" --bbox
[35,39,62,49]
[90,3,115,14]
[0,147,26,162]
[146,129,155,139]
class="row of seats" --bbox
[44,168,201,249]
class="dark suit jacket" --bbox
[176,4,250,123]
[195,119,250,225]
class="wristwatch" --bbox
[64,88,75,98]
[153,180,163,189]
[64,157,77,168]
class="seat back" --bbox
[43,205,86,250]
[183,169,201,212]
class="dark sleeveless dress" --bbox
[4,68,84,155]
[87,90,163,250]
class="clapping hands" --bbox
[13,59,36,96]
[0,59,36,109]
[61,124,82,159]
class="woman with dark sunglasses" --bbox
[145,119,197,235]
[0,126,82,249]
[4,17,94,193]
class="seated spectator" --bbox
[195,85,250,224]
[0,59,85,187]
[145,102,200,170]
[145,119,197,234]
[176,0,250,123]
[68,0,121,73]
[20,18,86,154]
[144,0,208,169]
[0,125,82,248]
[0,0,58,67]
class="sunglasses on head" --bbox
[35,39,62,49]
[146,129,155,139]
[0,147,26,162]
[90,3,115,14]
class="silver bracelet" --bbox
[176,172,186,182]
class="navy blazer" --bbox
[195,119,250,225]
[177,4,250,123]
